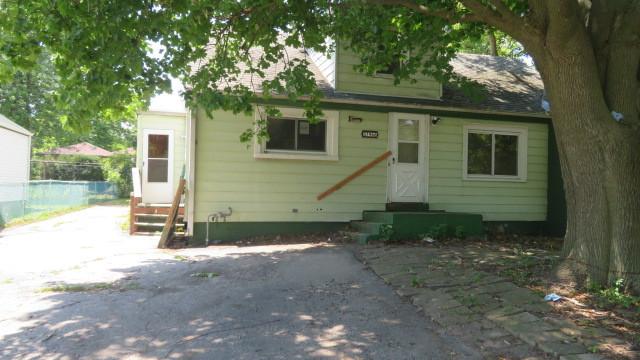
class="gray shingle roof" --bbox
[444,53,544,114]
[198,45,545,116]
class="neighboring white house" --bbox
[0,114,32,224]
[0,114,32,183]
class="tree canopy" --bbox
[0,0,516,126]
[1,1,639,291]
[0,51,136,152]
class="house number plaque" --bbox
[361,130,379,139]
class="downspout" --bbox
[185,110,197,237]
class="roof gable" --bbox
[0,114,32,136]
[43,142,113,157]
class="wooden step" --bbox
[134,213,184,219]
[137,203,184,208]
[134,222,186,228]
[133,231,186,236]
[132,231,161,236]
[134,222,164,227]
[133,207,185,215]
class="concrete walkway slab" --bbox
[356,244,633,360]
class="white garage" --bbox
[0,114,32,183]
[0,114,32,225]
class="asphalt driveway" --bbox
[0,205,481,359]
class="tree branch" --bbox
[458,0,543,52]
[365,0,480,23]
[367,0,544,52]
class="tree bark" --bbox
[487,31,497,56]
[530,7,640,291]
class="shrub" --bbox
[588,279,640,309]
[31,155,104,181]
[101,154,134,198]
[427,223,449,240]
[378,224,395,242]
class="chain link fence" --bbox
[0,180,118,225]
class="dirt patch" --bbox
[226,231,352,247]
[39,280,141,293]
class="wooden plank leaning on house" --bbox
[317,150,392,201]
[157,177,186,249]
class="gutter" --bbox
[254,93,551,120]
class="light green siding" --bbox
[136,112,187,194]
[428,118,548,221]
[193,109,388,223]
[335,44,442,99]
[193,108,549,224]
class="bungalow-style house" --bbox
[132,43,566,245]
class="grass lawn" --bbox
[3,198,130,229]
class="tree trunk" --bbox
[487,31,497,56]
[535,37,640,292]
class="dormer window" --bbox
[377,54,402,76]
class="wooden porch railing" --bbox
[131,167,142,198]
[317,150,392,201]
[129,167,142,235]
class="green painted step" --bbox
[351,221,385,234]
[361,210,484,239]
[347,232,378,245]
[385,202,430,212]
[362,211,394,223]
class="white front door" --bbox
[142,129,174,203]
[388,113,428,203]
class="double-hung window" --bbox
[254,107,339,161]
[463,125,528,181]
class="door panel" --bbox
[142,130,173,203]
[388,113,428,203]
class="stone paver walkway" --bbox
[357,245,633,360]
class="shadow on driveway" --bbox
[1,244,481,359]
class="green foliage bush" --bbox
[378,224,395,242]
[427,224,450,240]
[100,154,134,198]
[454,225,466,239]
[588,279,640,309]
[31,155,104,181]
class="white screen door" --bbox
[388,113,428,203]
[142,129,173,203]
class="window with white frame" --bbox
[254,108,339,160]
[463,125,528,181]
